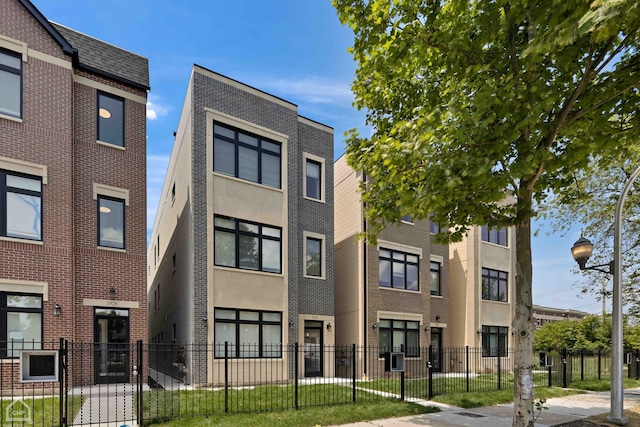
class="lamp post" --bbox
[570,165,640,426]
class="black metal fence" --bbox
[1,341,639,426]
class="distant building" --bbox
[533,305,590,329]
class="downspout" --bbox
[70,54,77,341]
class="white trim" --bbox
[430,254,444,263]
[0,279,48,301]
[0,236,43,246]
[430,322,447,328]
[97,246,127,253]
[377,240,422,258]
[205,108,289,144]
[0,112,22,123]
[302,152,326,203]
[303,231,326,280]
[28,49,71,69]
[0,156,47,184]
[97,140,126,151]
[73,75,146,104]
[376,311,423,323]
[0,35,27,61]
[93,183,130,205]
[83,298,140,309]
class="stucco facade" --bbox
[148,66,334,384]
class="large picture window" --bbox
[214,308,282,358]
[482,268,508,302]
[98,196,125,249]
[1,292,42,358]
[97,92,125,147]
[481,225,507,246]
[379,248,419,291]
[1,171,42,241]
[213,123,281,189]
[0,49,21,118]
[482,325,508,357]
[378,319,419,357]
[214,215,281,273]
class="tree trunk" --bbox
[513,214,534,427]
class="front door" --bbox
[430,328,442,372]
[304,321,323,377]
[94,308,130,384]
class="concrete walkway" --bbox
[333,388,640,426]
[70,383,149,427]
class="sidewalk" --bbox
[333,388,640,426]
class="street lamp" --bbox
[570,164,640,426]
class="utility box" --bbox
[384,352,405,372]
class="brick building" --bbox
[0,0,148,384]
[147,65,334,384]
[334,156,517,376]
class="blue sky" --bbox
[36,0,604,314]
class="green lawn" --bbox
[148,399,438,427]
[430,387,583,408]
[565,377,640,391]
[1,396,84,426]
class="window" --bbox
[430,221,440,234]
[171,182,176,203]
[378,319,419,357]
[482,325,508,357]
[481,225,507,246]
[214,123,281,188]
[306,159,321,200]
[1,292,42,358]
[98,196,125,249]
[214,308,282,358]
[430,261,441,296]
[482,268,508,302]
[306,237,321,277]
[214,215,281,273]
[97,92,125,147]
[0,171,42,241]
[0,49,21,118]
[379,248,419,291]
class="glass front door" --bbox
[430,328,442,372]
[94,308,130,384]
[304,321,323,377]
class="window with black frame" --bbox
[98,196,125,249]
[97,92,125,147]
[430,261,441,296]
[378,248,419,291]
[378,319,420,357]
[1,171,42,241]
[214,215,281,273]
[214,308,282,358]
[481,268,508,302]
[305,159,321,200]
[0,293,42,358]
[481,225,508,246]
[213,123,281,188]
[482,325,508,357]
[0,49,22,118]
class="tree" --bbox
[332,1,640,425]
[542,146,640,319]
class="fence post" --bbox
[58,338,65,427]
[465,346,470,393]
[137,340,144,426]
[562,348,567,388]
[428,345,434,399]
[294,343,299,410]
[580,349,584,381]
[224,341,229,413]
[636,349,639,381]
[547,363,552,387]
[352,344,356,403]
[497,348,502,390]
[598,349,602,380]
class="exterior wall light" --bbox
[54,304,61,316]
[109,288,116,299]
[326,323,332,331]
[371,323,378,330]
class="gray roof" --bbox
[52,22,149,90]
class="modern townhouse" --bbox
[0,0,148,384]
[334,155,517,376]
[147,65,334,384]
[533,305,590,330]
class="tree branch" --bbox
[565,79,640,124]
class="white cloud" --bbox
[259,76,353,106]
[146,95,169,120]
